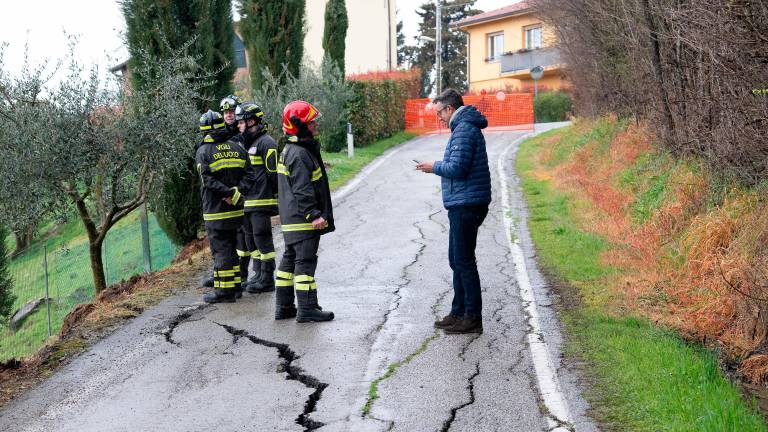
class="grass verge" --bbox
[322,131,416,191]
[516,123,767,431]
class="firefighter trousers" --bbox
[248,213,276,274]
[208,227,241,291]
[276,236,320,296]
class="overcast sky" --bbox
[0,0,516,77]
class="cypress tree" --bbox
[239,0,306,89]
[0,225,15,325]
[396,20,406,67]
[322,0,348,76]
[123,0,236,245]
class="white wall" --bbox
[304,0,397,74]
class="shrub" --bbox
[151,159,203,246]
[347,69,420,146]
[534,91,572,123]
[251,59,353,153]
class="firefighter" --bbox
[199,94,244,290]
[275,101,335,322]
[196,110,255,303]
[220,95,243,143]
[235,102,279,294]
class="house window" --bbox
[525,26,543,49]
[487,32,504,61]
[233,33,246,68]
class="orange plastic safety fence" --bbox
[404,93,534,135]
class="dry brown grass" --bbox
[535,117,768,384]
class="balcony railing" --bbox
[500,47,562,74]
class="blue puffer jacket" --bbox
[433,105,492,209]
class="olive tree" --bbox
[0,46,200,293]
[252,58,352,152]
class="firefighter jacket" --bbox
[195,133,256,229]
[241,130,279,215]
[277,138,335,245]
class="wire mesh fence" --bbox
[0,206,180,362]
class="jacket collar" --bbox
[449,105,467,129]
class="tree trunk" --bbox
[89,240,107,293]
[12,226,35,257]
[73,195,109,293]
[642,0,675,141]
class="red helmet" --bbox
[282,100,320,135]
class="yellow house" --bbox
[452,1,567,93]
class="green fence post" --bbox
[44,245,51,337]
[140,202,152,273]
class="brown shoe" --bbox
[434,314,460,329]
[444,316,483,334]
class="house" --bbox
[452,1,567,93]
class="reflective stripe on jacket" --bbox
[195,134,256,229]
[277,139,335,245]
[241,132,279,215]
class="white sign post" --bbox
[347,122,354,158]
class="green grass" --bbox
[322,131,416,191]
[544,117,626,167]
[516,124,768,431]
[1,211,179,361]
[362,331,439,416]
[618,150,677,225]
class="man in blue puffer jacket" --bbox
[416,88,491,334]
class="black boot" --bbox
[244,259,262,291]
[274,286,297,320]
[203,288,237,304]
[434,314,460,329]
[296,290,334,323]
[247,270,275,293]
[201,272,215,288]
[247,261,275,293]
[444,316,483,334]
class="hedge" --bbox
[347,70,420,147]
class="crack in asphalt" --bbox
[427,208,447,234]
[365,213,429,342]
[214,323,329,432]
[362,330,440,417]
[159,304,211,346]
[440,361,481,432]
[337,198,368,236]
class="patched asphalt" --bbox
[0,123,598,432]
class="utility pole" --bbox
[434,1,474,96]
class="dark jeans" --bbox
[448,205,488,319]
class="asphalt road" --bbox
[0,124,598,432]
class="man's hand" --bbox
[222,196,233,205]
[312,217,328,230]
[415,161,435,173]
